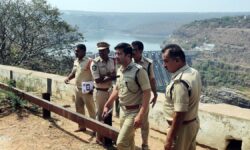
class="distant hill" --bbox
[166,15,250,97]
[60,11,250,39]
[167,15,250,67]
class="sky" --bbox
[45,0,250,13]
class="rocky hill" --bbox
[166,15,250,99]
[167,15,250,67]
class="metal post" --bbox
[47,78,52,94]
[42,78,52,118]
[9,70,16,87]
[10,70,13,80]
[104,112,113,146]
[42,93,51,118]
[115,98,120,117]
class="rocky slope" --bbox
[166,15,250,67]
[165,15,250,103]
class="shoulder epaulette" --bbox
[93,56,101,62]
[144,57,153,64]
[143,57,152,76]
[134,63,143,69]
[169,69,192,99]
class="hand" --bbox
[164,135,174,150]
[164,141,173,150]
[88,89,93,95]
[102,106,109,119]
[110,71,116,76]
[164,142,173,150]
[150,93,158,108]
[64,78,70,84]
[133,114,142,129]
[109,74,119,80]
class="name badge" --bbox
[82,81,94,94]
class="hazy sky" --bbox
[45,0,250,12]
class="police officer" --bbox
[64,44,96,132]
[103,43,151,150]
[90,42,117,146]
[131,41,158,150]
[161,44,201,150]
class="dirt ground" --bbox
[0,93,210,150]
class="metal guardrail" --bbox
[0,82,119,141]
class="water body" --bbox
[83,31,166,53]
[62,11,250,53]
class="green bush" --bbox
[7,92,27,111]
[193,60,250,88]
[0,89,27,111]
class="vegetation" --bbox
[194,60,250,88]
[0,88,27,111]
[170,15,250,50]
[186,15,250,29]
[0,0,83,75]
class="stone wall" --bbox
[198,104,250,150]
[0,65,75,100]
[149,94,250,150]
[1,64,250,150]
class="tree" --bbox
[0,0,83,72]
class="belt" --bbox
[167,118,196,126]
[95,88,109,92]
[122,104,140,110]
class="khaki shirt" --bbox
[90,56,116,88]
[133,56,155,79]
[72,57,93,88]
[116,62,151,106]
[164,65,202,121]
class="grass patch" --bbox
[0,89,27,111]
[236,86,250,99]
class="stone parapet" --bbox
[0,65,75,100]
[1,64,250,150]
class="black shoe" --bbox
[74,128,86,132]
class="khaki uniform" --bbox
[164,65,201,150]
[133,56,154,145]
[72,57,96,128]
[133,56,155,79]
[90,56,116,142]
[115,63,122,117]
[116,62,151,150]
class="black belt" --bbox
[167,118,196,126]
[95,88,109,92]
[122,104,140,110]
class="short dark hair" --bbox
[131,41,144,52]
[161,44,186,62]
[76,44,86,51]
[115,42,133,58]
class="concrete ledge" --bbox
[0,64,75,100]
[1,64,250,150]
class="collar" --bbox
[77,57,87,62]
[138,56,144,63]
[120,61,134,72]
[171,64,189,80]
[99,56,109,63]
[133,56,144,64]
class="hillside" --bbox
[60,11,250,40]
[166,15,250,98]
[167,15,250,67]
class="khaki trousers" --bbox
[74,87,96,128]
[167,119,199,150]
[141,107,149,145]
[117,110,137,150]
[93,89,111,121]
[93,89,112,141]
